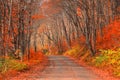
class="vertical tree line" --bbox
[0,0,118,57]
[0,0,40,60]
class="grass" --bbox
[0,58,28,73]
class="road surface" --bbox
[27,55,102,80]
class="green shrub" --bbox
[95,54,108,66]
[1,59,28,73]
[93,49,120,76]
[9,60,28,71]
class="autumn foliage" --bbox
[0,0,120,79]
[24,49,47,63]
[64,19,120,79]
[97,20,120,49]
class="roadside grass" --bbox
[0,58,28,73]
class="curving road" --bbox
[32,55,102,80]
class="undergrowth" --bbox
[92,49,120,77]
[0,58,28,73]
[0,49,47,73]
[64,45,88,59]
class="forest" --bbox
[0,0,120,80]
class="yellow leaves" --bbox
[64,45,89,60]
[32,14,45,19]
[110,59,116,64]
[64,45,81,58]
[93,49,120,76]
[99,49,116,55]
[64,48,78,57]
[94,55,108,67]
[0,59,28,73]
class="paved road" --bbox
[33,55,101,80]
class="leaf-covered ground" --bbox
[0,50,48,80]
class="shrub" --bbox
[64,46,80,58]
[1,59,28,73]
[94,55,108,66]
[93,49,120,76]
[64,45,88,59]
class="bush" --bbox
[10,60,28,71]
[64,45,88,59]
[92,49,120,76]
[64,46,80,58]
[94,53,109,67]
[0,59,28,73]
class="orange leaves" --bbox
[13,27,18,35]
[30,49,44,60]
[77,8,82,16]
[24,48,46,63]
[96,20,120,49]
[32,14,45,19]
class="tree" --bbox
[0,0,42,61]
[59,0,116,56]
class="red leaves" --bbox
[24,48,47,65]
[96,20,120,49]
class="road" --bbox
[28,55,102,80]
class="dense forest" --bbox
[38,0,120,56]
[0,0,120,79]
